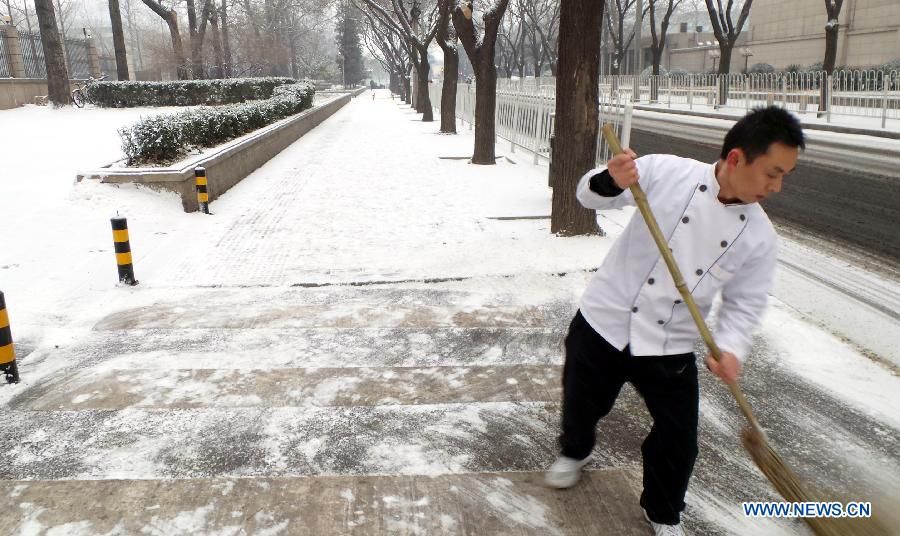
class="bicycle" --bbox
[71,73,108,108]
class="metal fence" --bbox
[497,71,899,129]
[430,80,629,167]
[0,28,11,78]
[64,37,90,79]
[19,31,47,78]
[606,71,899,128]
[1,31,94,79]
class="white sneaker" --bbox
[544,455,592,488]
[643,509,686,536]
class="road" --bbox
[629,129,900,268]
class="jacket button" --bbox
[699,185,707,192]
[740,214,746,221]
[657,320,665,325]
[648,278,655,285]
[696,269,703,276]
[632,306,639,313]
[682,216,690,224]
[720,240,728,247]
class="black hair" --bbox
[720,106,805,163]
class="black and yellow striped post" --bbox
[195,166,210,214]
[111,217,138,286]
[0,291,19,384]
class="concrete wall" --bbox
[0,79,88,109]
[1,79,49,108]
[78,94,353,212]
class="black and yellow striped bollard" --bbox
[0,291,19,384]
[111,217,138,286]
[195,166,210,214]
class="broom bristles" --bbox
[741,427,890,536]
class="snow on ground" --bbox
[1,88,896,438]
[0,104,192,349]
[1,90,898,534]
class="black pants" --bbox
[559,310,699,525]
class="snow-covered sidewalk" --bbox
[1,91,898,535]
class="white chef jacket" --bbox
[576,154,778,362]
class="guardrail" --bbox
[496,71,900,129]
[429,81,628,167]
[431,79,899,179]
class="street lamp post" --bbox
[740,47,753,74]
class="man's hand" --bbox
[607,148,639,190]
[705,351,742,384]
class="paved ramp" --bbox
[1,285,651,535]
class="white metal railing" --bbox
[598,70,899,128]
[442,71,900,129]
[429,79,630,167]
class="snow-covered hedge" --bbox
[880,59,900,73]
[119,82,315,165]
[748,63,776,74]
[85,77,296,107]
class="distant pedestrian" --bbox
[545,106,805,536]
[372,91,376,101]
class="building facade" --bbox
[606,0,900,75]
[745,0,900,69]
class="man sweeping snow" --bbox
[545,106,805,536]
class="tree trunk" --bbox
[409,44,418,105]
[186,0,203,78]
[123,0,144,71]
[23,0,34,34]
[166,12,190,79]
[141,0,189,79]
[472,60,497,164]
[717,44,732,75]
[452,0,510,165]
[390,71,399,94]
[650,48,662,102]
[219,0,232,77]
[108,0,130,80]
[415,55,433,121]
[549,0,603,236]
[403,77,412,104]
[34,0,70,105]
[717,44,732,104]
[53,0,68,63]
[819,26,838,115]
[823,25,838,74]
[188,0,213,79]
[440,49,458,133]
[289,29,298,79]
[209,8,223,78]
[436,0,457,132]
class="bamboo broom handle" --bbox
[600,124,763,434]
